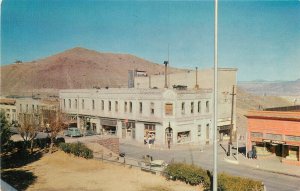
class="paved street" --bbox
[120,141,300,191]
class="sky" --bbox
[1,0,300,81]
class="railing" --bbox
[93,152,165,175]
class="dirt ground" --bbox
[21,151,202,191]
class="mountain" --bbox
[0,47,184,96]
[238,79,300,96]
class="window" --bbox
[26,104,28,112]
[124,101,128,112]
[32,105,35,113]
[150,102,154,115]
[63,99,66,108]
[101,100,104,110]
[198,101,201,113]
[139,102,143,114]
[165,103,173,116]
[181,102,185,114]
[198,125,201,136]
[206,101,209,113]
[37,105,39,112]
[92,100,95,110]
[191,102,194,114]
[69,99,71,109]
[75,99,78,109]
[115,101,118,112]
[129,102,133,113]
[20,104,22,112]
[82,99,85,109]
[109,101,112,111]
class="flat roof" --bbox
[264,105,300,112]
[246,110,300,121]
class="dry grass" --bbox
[15,151,202,191]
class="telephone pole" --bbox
[228,85,236,156]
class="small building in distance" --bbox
[246,105,300,166]
[0,98,17,123]
[59,88,213,145]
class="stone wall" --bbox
[96,137,119,155]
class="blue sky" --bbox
[1,0,300,81]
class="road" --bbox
[120,143,300,191]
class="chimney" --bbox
[195,67,199,89]
[164,61,168,88]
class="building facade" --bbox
[0,98,17,123]
[246,106,300,166]
[60,88,213,145]
[134,68,237,139]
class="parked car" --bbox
[65,127,82,137]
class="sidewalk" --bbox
[120,138,203,151]
[224,152,300,177]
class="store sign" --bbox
[100,119,117,126]
[265,133,282,141]
[263,139,285,144]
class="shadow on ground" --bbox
[1,169,37,191]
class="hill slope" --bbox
[0,47,184,96]
[238,79,300,96]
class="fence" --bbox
[93,152,165,175]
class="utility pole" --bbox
[228,85,236,156]
[213,0,218,190]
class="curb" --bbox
[224,157,239,164]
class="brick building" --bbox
[246,106,300,165]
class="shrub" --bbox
[218,173,264,191]
[59,142,93,159]
[164,163,210,188]
[164,163,264,191]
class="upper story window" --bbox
[139,102,143,114]
[181,102,185,115]
[63,99,66,108]
[69,99,71,109]
[101,100,104,111]
[20,104,22,112]
[191,102,194,114]
[150,102,155,115]
[92,100,95,110]
[129,102,133,113]
[198,101,201,113]
[82,99,85,109]
[115,101,118,112]
[109,101,112,111]
[26,104,28,113]
[124,101,128,112]
[75,99,78,109]
[32,105,35,113]
[206,101,209,113]
[165,103,173,116]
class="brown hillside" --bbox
[0,47,184,96]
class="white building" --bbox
[59,88,213,145]
[134,67,237,138]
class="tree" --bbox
[41,108,68,153]
[0,111,12,149]
[18,113,40,153]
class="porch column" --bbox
[281,144,285,162]
[298,146,300,161]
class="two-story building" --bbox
[59,88,213,145]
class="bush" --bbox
[164,163,210,188]
[164,163,264,191]
[59,142,93,159]
[218,173,264,191]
